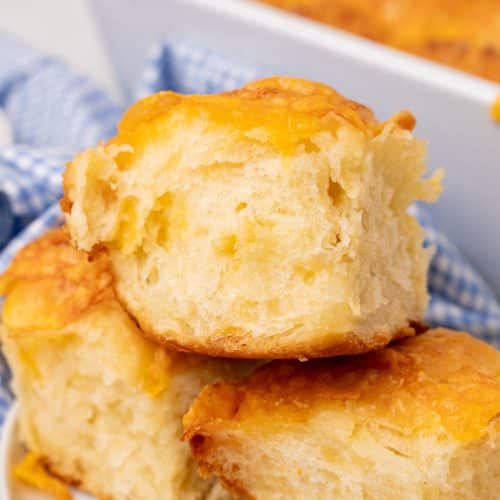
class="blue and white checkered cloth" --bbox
[0,36,499,426]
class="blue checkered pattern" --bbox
[0,36,499,427]
[413,205,500,345]
[135,38,263,100]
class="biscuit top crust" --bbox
[103,77,409,161]
[62,77,414,212]
[184,329,500,442]
[0,228,114,331]
[117,77,377,145]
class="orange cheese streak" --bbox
[491,95,500,122]
[108,77,377,161]
[14,454,71,500]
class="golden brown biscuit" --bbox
[184,329,500,499]
[63,77,441,359]
[258,0,500,83]
[0,228,241,500]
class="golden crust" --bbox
[60,77,388,210]
[185,329,500,496]
[0,228,114,332]
[62,77,384,213]
[184,329,500,459]
[119,76,377,136]
[129,304,420,359]
[258,0,500,83]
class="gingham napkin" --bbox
[0,36,499,426]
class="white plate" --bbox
[0,404,92,500]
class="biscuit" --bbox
[184,329,500,499]
[258,1,500,83]
[0,228,242,500]
[63,77,442,358]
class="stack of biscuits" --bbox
[1,77,499,500]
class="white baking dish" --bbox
[90,0,500,297]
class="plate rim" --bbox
[1,402,19,500]
[0,403,92,500]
